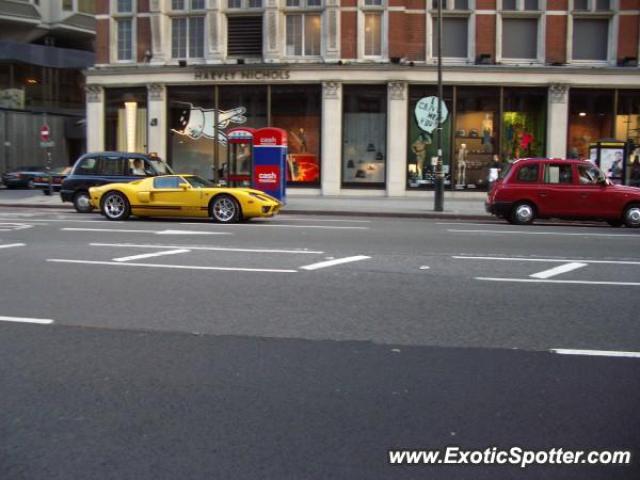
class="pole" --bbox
[434,0,444,212]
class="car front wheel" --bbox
[101,191,130,221]
[509,202,536,225]
[73,191,93,213]
[210,194,240,223]
[623,204,640,228]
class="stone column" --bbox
[547,84,569,158]
[206,0,225,63]
[386,81,407,196]
[324,0,340,61]
[149,0,167,64]
[147,84,167,159]
[263,0,280,62]
[86,85,105,152]
[321,81,342,196]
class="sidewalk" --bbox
[0,188,491,219]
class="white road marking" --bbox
[437,222,503,226]
[476,277,640,286]
[90,242,324,255]
[0,223,33,231]
[47,258,297,273]
[448,229,640,238]
[419,266,430,270]
[300,255,370,271]
[180,222,369,230]
[0,217,124,224]
[453,256,640,265]
[551,349,640,359]
[530,262,588,279]
[0,243,25,249]
[113,248,190,262]
[62,228,230,236]
[274,217,372,223]
[0,315,54,325]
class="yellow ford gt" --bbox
[89,175,281,223]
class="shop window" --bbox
[406,86,453,189]
[432,17,468,59]
[572,19,609,61]
[105,88,148,154]
[502,88,546,160]
[342,85,387,187]
[167,87,216,179]
[454,87,499,189]
[116,19,133,61]
[364,13,382,57]
[568,89,613,159]
[502,18,538,59]
[616,90,640,144]
[272,85,322,186]
[227,16,263,57]
[286,14,321,56]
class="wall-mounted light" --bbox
[579,112,587,117]
[25,78,38,85]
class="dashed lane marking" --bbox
[300,255,371,271]
[530,262,588,279]
[453,256,640,265]
[551,349,640,359]
[62,228,230,236]
[113,249,191,262]
[46,258,297,274]
[0,315,54,325]
[180,223,369,230]
[90,242,324,255]
[0,243,25,249]
[448,229,640,238]
[476,277,640,287]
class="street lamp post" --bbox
[434,0,444,212]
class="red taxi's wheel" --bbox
[210,194,240,224]
[101,191,130,221]
[623,204,640,228]
[509,202,536,225]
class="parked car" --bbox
[90,175,281,223]
[1,166,46,189]
[33,166,72,195]
[485,158,640,227]
[61,152,174,212]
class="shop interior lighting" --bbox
[25,78,38,85]
[125,101,138,152]
[579,112,587,117]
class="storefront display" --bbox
[454,87,499,189]
[271,85,321,185]
[501,88,546,160]
[616,90,640,145]
[342,85,387,187]
[105,88,148,153]
[406,86,452,189]
[568,89,614,160]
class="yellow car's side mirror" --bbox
[179,183,190,190]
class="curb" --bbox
[0,202,492,220]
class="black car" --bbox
[61,152,174,212]
[1,166,46,189]
[33,166,73,195]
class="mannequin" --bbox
[482,113,493,153]
[457,143,467,187]
[411,133,430,179]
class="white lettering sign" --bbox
[415,96,448,134]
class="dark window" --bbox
[516,164,539,182]
[544,164,573,184]
[502,0,516,9]
[573,19,608,60]
[75,157,99,175]
[454,0,468,9]
[100,157,126,176]
[595,0,610,10]
[227,16,263,57]
[524,0,538,9]
[154,176,181,188]
[502,18,538,59]
[573,0,588,9]
[433,17,468,58]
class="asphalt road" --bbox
[1,207,639,479]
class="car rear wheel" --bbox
[210,194,240,223]
[73,191,93,213]
[509,202,536,225]
[101,191,130,221]
[26,179,35,189]
[623,204,640,228]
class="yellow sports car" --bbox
[89,175,281,223]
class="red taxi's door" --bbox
[535,162,577,217]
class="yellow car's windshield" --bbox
[184,175,214,188]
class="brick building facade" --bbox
[86,0,640,195]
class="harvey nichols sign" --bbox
[194,69,291,81]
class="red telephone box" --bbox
[226,127,255,187]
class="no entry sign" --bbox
[40,124,50,142]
